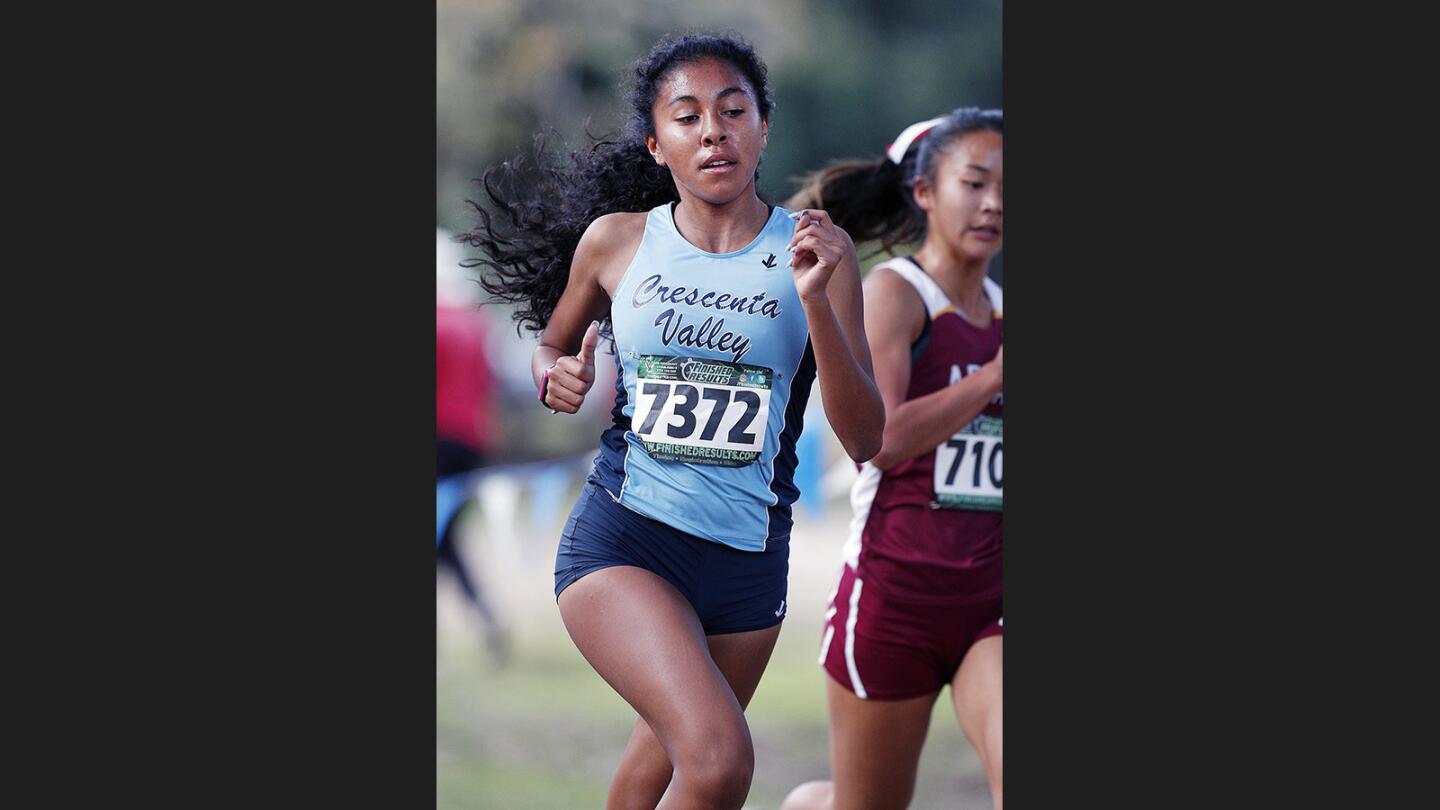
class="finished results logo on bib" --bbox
[628,274,782,468]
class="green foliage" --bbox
[437,0,1001,233]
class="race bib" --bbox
[934,414,1002,510]
[631,355,773,467]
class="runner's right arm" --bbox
[534,213,644,413]
[864,268,1002,470]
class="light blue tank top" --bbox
[589,202,816,551]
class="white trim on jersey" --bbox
[875,255,1002,318]
[877,257,1004,321]
[983,275,1003,316]
[844,575,868,699]
[823,565,844,621]
[882,258,949,316]
[817,564,844,664]
[840,260,1003,575]
[818,624,836,666]
[842,464,882,570]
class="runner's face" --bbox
[645,58,768,205]
[914,130,1003,260]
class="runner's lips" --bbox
[699,155,738,173]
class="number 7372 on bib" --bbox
[631,355,773,468]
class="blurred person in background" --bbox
[781,108,1005,810]
[460,33,884,810]
[436,229,509,665]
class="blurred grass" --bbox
[437,498,990,809]
[438,762,609,810]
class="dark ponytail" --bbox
[459,134,675,336]
[787,157,920,256]
[786,106,1003,257]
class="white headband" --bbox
[885,116,947,165]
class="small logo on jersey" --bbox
[761,253,778,269]
[775,599,786,618]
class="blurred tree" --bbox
[438,0,1000,232]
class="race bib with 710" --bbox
[934,414,1002,510]
[631,355,773,467]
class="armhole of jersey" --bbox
[888,256,1003,320]
[870,257,935,366]
[879,257,946,317]
[610,208,662,303]
[910,313,931,365]
[610,208,666,507]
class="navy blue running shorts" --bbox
[554,483,790,635]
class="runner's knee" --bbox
[671,720,753,806]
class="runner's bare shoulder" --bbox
[575,212,649,297]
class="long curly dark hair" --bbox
[458,33,775,336]
[787,107,1002,257]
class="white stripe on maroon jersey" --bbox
[844,576,868,699]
